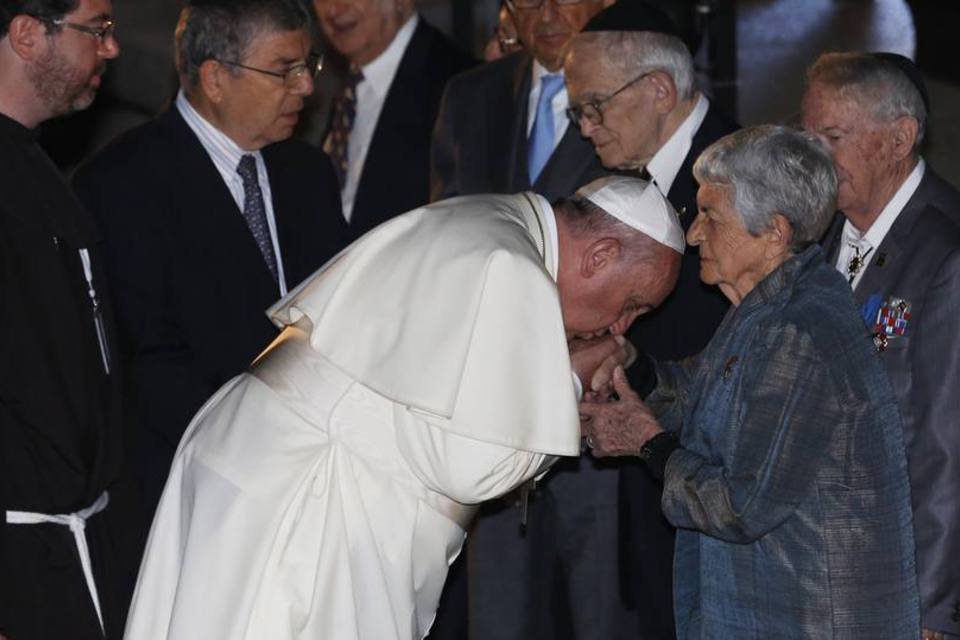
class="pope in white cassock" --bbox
[124,176,684,640]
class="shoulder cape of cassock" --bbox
[268,193,580,456]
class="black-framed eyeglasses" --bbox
[566,71,654,127]
[30,15,116,42]
[506,0,588,9]
[218,53,323,89]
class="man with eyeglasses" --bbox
[563,3,737,638]
[0,0,125,638]
[73,0,350,584]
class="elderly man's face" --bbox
[801,82,899,223]
[565,51,660,170]
[216,28,314,150]
[314,0,406,67]
[26,0,120,117]
[512,0,606,72]
[687,183,769,303]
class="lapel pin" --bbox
[874,252,887,267]
[722,355,739,379]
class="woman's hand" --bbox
[579,366,664,457]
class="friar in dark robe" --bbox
[0,0,127,637]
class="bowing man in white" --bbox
[124,176,684,640]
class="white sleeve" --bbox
[394,406,557,505]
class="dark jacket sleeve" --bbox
[908,247,960,635]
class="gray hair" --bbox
[570,31,695,101]
[693,125,838,253]
[175,0,310,90]
[806,52,927,150]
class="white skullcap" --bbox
[576,176,685,254]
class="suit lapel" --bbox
[508,56,533,192]
[351,22,429,229]
[821,213,845,264]
[852,181,926,306]
[667,104,738,229]
[164,110,278,291]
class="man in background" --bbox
[74,0,348,584]
[802,51,960,640]
[310,0,473,237]
[563,3,738,636]
[0,0,124,636]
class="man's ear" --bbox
[581,237,623,278]
[6,14,47,60]
[648,70,678,115]
[890,115,919,161]
[199,59,226,104]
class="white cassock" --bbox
[124,193,581,640]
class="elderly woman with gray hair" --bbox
[581,125,921,639]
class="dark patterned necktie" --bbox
[236,154,279,283]
[324,65,364,187]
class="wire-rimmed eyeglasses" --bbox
[218,53,324,89]
[566,71,654,127]
[30,15,117,42]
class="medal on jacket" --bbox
[872,297,911,352]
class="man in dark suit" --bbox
[802,51,960,640]
[73,0,349,575]
[311,0,473,237]
[431,0,612,204]
[564,4,738,637]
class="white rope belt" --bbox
[6,491,110,632]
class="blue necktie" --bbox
[236,154,279,284]
[528,74,565,185]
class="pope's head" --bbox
[554,176,682,339]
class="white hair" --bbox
[571,31,695,100]
[693,125,838,253]
[806,52,927,150]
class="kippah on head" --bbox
[870,51,930,113]
[582,1,679,36]
[576,176,685,254]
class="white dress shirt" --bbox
[526,61,571,155]
[176,91,289,296]
[646,93,709,197]
[341,14,419,222]
[835,158,925,290]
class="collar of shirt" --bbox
[836,158,925,289]
[340,14,418,221]
[645,93,709,195]
[175,90,288,295]
[526,60,570,153]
